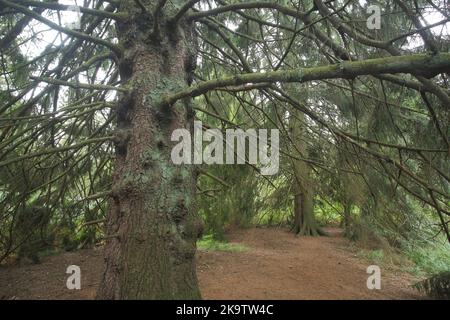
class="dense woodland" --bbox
[0,0,449,299]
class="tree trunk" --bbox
[292,189,321,236]
[341,201,353,237]
[97,1,203,299]
[290,109,323,236]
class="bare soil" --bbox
[0,227,423,300]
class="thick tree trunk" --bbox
[292,189,322,236]
[97,2,202,299]
[290,110,323,236]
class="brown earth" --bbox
[0,227,424,300]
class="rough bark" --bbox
[97,1,203,299]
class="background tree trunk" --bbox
[341,201,353,237]
[97,1,203,299]
[290,109,323,236]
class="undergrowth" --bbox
[197,235,247,252]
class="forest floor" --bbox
[0,227,424,299]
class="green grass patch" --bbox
[403,241,450,276]
[38,248,62,258]
[197,235,247,252]
[356,237,450,278]
[357,249,385,264]
[356,247,412,270]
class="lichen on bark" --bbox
[97,0,202,300]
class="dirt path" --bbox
[0,227,423,300]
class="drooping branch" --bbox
[0,0,122,56]
[164,53,450,105]
[188,1,309,21]
[393,0,440,53]
[0,3,46,49]
[29,76,127,92]
[0,136,113,168]
[270,87,450,210]
[170,0,201,24]
[313,0,401,56]
[12,0,127,21]
[199,18,252,72]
